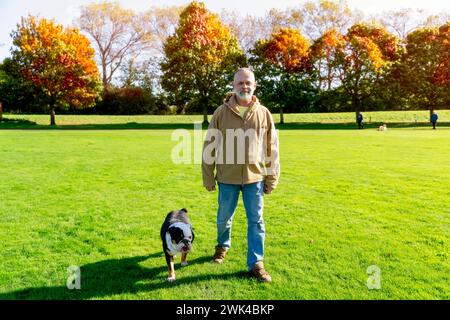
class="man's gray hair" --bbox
[234,67,255,82]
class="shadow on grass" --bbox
[0,253,249,300]
[0,121,198,130]
[277,121,450,130]
[1,119,449,130]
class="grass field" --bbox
[0,112,449,300]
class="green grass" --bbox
[0,112,449,300]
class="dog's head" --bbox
[167,222,194,253]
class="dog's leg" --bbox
[168,256,176,282]
[165,252,176,282]
[181,252,188,267]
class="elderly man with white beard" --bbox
[202,67,280,282]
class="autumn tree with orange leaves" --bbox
[333,23,401,118]
[310,28,345,91]
[160,1,245,123]
[11,15,102,125]
[250,28,314,123]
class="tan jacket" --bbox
[202,93,280,189]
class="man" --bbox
[357,112,363,129]
[430,111,438,130]
[202,68,280,283]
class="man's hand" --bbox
[205,185,216,192]
[264,185,273,194]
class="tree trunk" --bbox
[102,58,108,88]
[327,65,332,91]
[50,108,56,126]
[429,108,434,121]
[280,107,285,125]
[202,96,209,125]
[0,101,3,122]
[353,94,361,123]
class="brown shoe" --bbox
[212,246,228,264]
[250,261,272,283]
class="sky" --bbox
[0,0,448,60]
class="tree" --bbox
[146,5,184,56]
[220,8,297,56]
[118,6,184,100]
[0,58,48,114]
[0,63,7,121]
[375,9,449,40]
[11,15,102,125]
[375,9,425,40]
[219,11,265,55]
[298,0,359,40]
[250,28,313,123]
[310,28,346,90]
[391,23,450,116]
[333,23,401,118]
[118,57,161,94]
[77,1,153,88]
[423,13,450,28]
[95,87,157,115]
[160,1,245,123]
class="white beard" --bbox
[235,91,253,102]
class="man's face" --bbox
[233,71,256,103]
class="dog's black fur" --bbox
[160,208,195,282]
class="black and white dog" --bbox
[160,208,195,282]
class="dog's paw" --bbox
[167,276,176,283]
[181,261,188,267]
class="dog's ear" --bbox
[181,208,188,213]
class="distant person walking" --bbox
[430,111,438,130]
[357,112,364,129]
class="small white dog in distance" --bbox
[378,124,388,131]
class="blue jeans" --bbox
[217,181,265,271]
